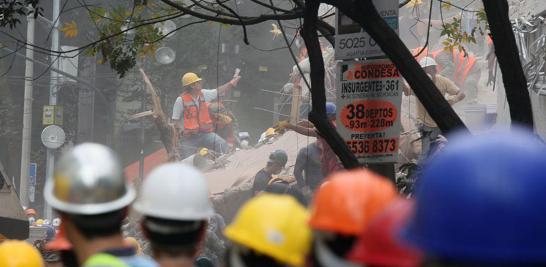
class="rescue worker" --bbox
[348,199,422,267]
[133,163,214,267]
[172,72,241,159]
[208,102,238,148]
[403,129,546,266]
[279,102,343,176]
[224,194,311,267]
[252,150,288,195]
[402,57,465,161]
[293,142,324,194]
[412,45,481,103]
[0,240,45,267]
[26,208,37,224]
[43,143,157,267]
[308,169,398,267]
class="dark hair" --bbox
[62,209,126,240]
[142,216,206,257]
[225,246,285,267]
[264,182,308,206]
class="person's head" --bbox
[309,169,398,267]
[265,150,288,175]
[224,194,311,267]
[134,163,214,260]
[25,208,37,219]
[326,102,336,121]
[419,57,437,78]
[403,129,546,265]
[265,182,308,206]
[348,198,422,267]
[182,72,203,93]
[44,143,135,259]
[0,240,45,267]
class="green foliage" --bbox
[83,2,169,78]
[440,8,489,55]
[0,0,43,29]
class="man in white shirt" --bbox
[172,72,240,159]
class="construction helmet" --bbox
[25,208,37,217]
[309,169,398,235]
[268,150,288,167]
[419,57,437,68]
[134,163,214,221]
[326,102,336,116]
[44,143,136,215]
[403,129,546,264]
[0,240,45,267]
[45,224,72,251]
[35,219,44,226]
[224,194,311,267]
[182,72,202,87]
[349,198,422,267]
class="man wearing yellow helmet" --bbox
[224,194,311,267]
[172,71,241,159]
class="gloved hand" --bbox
[276,120,289,130]
[217,113,233,124]
[230,76,241,87]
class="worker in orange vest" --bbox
[172,72,241,158]
[413,45,480,103]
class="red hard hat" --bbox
[45,223,72,251]
[309,169,398,235]
[348,198,422,267]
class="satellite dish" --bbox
[154,20,177,38]
[155,47,176,65]
[41,125,66,149]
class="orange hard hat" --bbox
[25,208,37,217]
[309,169,398,235]
[45,223,71,251]
[349,198,422,267]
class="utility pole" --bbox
[19,13,35,208]
[45,0,61,220]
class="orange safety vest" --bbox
[181,92,213,136]
[412,47,444,72]
[452,49,477,86]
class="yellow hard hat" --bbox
[182,72,202,87]
[265,128,276,137]
[35,219,44,226]
[224,194,311,267]
[0,240,45,267]
[407,0,423,7]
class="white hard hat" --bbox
[133,163,214,221]
[44,143,136,215]
[419,57,437,68]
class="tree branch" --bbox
[301,0,360,169]
[324,0,468,134]
[481,0,533,127]
[139,68,181,161]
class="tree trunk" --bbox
[139,69,181,161]
[301,0,360,169]
[325,0,468,134]
[481,0,534,127]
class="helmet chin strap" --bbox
[314,237,363,267]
